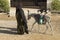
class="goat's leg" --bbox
[43,22,48,34]
[30,21,36,32]
[48,22,52,31]
[47,17,52,32]
[48,22,53,35]
[38,24,40,33]
[45,21,53,35]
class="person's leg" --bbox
[16,17,24,34]
[17,24,24,34]
[23,22,29,34]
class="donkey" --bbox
[27,9,53,34]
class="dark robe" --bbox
[16,5,28,34]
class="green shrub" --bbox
[0,0,10,12]
[51,0,60,10]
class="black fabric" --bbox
[16,6,28,34]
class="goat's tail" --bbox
[27,10,30,20]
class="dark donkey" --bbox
[27,10,53,34]
[16,1,28,34]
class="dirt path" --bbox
[0,14,60,40]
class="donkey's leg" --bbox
[31,21,36,32]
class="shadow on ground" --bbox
[0,26,17,35]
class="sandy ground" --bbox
[0,13,60,40]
